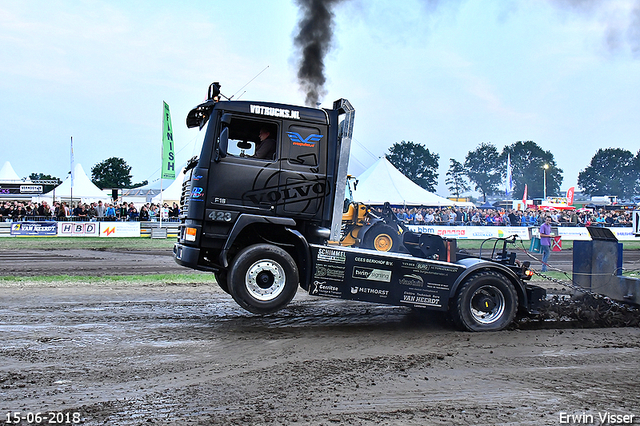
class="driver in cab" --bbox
[241,127,276,160]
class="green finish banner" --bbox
[162,101,176,180]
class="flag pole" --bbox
[160,101,176,228]
[159,171,164,227]
[160,105,164,229]
[70,136,74,211]
[505,153,512,199]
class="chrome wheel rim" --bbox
[245,260,286,301]
[469,285,505,324]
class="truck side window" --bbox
[285,125,322,166]
[222,116,278,161]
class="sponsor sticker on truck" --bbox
[352,266,392,282]
[309,244,463,309]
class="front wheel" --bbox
[228,244,299,314]
[451,271,518,332]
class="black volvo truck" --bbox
[174,82,545,331]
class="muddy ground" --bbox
[1,248,639,425]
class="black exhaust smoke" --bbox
[291,0,639,108]
[293,0,344,107]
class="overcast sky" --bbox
[1,0,639,196]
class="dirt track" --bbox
[1,248,639,425]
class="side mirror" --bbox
[218,127,229,159]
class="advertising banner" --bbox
[161,102,176,180]
[557,227,590,241]
[0,184,44,195]
[10,221,57,236]
[558,227,637,241]
[406,225,636,241]
[407,225,530,240]
[57,222,100,237]
[99,222,140,237]
[610,228,638,241]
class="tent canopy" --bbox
[0,161,22,182]
[151,168,185,204]
[352,157,455,207]
[131,178,177,191]
[39,163,109,203]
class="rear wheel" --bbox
[451,271,517,332]
[361,223,400,252]
[228,244,299,314]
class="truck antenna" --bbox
[230,65,269,100]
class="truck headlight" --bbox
[185,227,197,242]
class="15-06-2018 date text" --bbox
[4,412,81,424]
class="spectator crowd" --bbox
[0,200,635,227]
[391,206,634,227]
[0,200,181,222]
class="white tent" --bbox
[121,185,161,205]
[122,163,187,204]
[151,167,185,204]
[353,157,455,207]
[138,178,177,190]
[0,161,22,182]
[38,163,109,203]
[0,161,35,200]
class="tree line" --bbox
[28,157,148,192]
[386,141,640,201]
[26,145,640,201]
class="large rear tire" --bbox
[451,271,517,332]
[228,244,299,314]
[361,223,400,252]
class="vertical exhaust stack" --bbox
[293,0,344,107]
[329,98,355,243]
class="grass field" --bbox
[0,237,189,284]
[0,273,217,287]
[0,237,176,250]
[1,236,639,251]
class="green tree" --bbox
[91,157,133,189]
[501,141,562,199]
[129,180,149,189]
[445,158,470,198]
[386,141,439,192]
[578,148,638,198]
[464,142,501,202]
[28,173,62,193]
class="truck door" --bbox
[206,115,281,215]
[276,123,328,219]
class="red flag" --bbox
[566,186,575,205]
[522,184,528,206]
